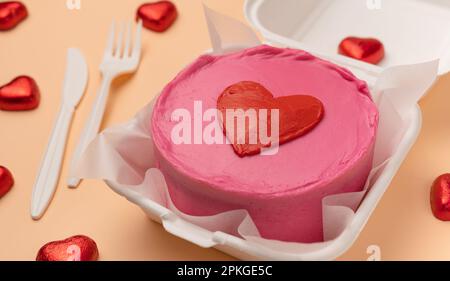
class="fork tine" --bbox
[123,21,132,58]
[132,20,143,59]
[114,22,125,58]
[105,21,116,57]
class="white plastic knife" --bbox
[31,48,88,220]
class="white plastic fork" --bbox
[67,20,143,188]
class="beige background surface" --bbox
[1,0,450,261]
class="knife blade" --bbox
[31,48,88,220]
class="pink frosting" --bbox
[151,45,379,243]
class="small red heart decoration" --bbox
[0,1,27,31]
[217,81,324,157]
[0,166,14,198]
[36,235,99,261]
[136,1,177,32]
[338,37,385,65]
[430,174,450,221]
[0,76,40,111]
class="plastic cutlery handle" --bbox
[67,73,113,188]
[31,103,75,220]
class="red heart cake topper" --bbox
[339,37,385,65]
[217,81,324,157]
[0,1,28,31]
[431,174,450,221]
[0,76,40,111]
[0,166,14,198]
[137,1,178,32]
[36,235,99,261]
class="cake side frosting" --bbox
[151,45,379,242]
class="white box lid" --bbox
[245,0,450,75]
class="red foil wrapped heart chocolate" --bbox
[0,166,14,198]
[430,174,450,221]
[0,76,40,111]
[338,37,385,65]
[137,1,177,32]
[36,235,99,261]
[0,1,27,31]
[217,81,324,157]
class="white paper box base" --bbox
[76,6,439,260]
[77,59,437,261]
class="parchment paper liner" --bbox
[75,6,439,257]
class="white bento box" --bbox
[245,0,450,75]
[98,0,450,260]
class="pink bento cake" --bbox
[151,45,379,243]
